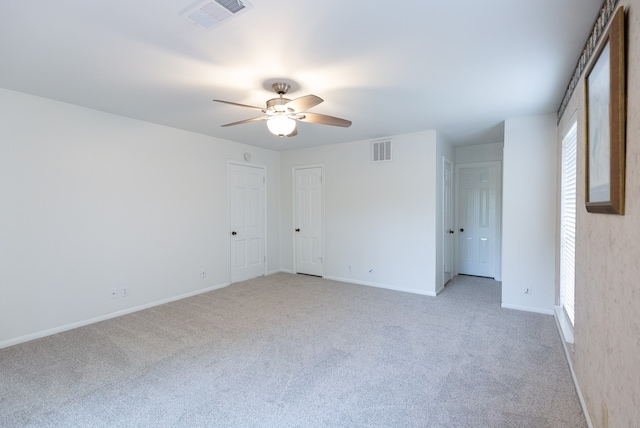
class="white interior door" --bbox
[229,163,266,283]
[456,162,501,278]
[443,158,454,285]
[294,166,323,276]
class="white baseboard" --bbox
[0,281,231,350]
[323,276,437,297]
[501,303,554,315]
[553,310,593,428]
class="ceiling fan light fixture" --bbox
[267,115,296,137]
[215,81,351,136]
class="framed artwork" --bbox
[585,6,626,214]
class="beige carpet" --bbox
[0,273,586,427]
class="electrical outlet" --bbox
[110,288,118,299]
[121,287,128,297]
[200,268,206,278]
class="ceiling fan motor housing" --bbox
[272,82,290,95]
[266,97,292,113]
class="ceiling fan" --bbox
[214,82,352,137]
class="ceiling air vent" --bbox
[180,0,253,30]
[372,140,392,163]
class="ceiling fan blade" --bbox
[221,116,269,127]
[286,95,323,112]
[298,112,352,127]
[213,99,265,112]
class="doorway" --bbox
[293,165,324,276]
[455,161,502,279]
[443,157,454,286]
[229,162,266,283]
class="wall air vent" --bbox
[180,0,253,30]
[371,139,392,163]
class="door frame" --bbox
[292,163,325,276]
[442,157,454,288]
[454,161,502,281]
[227,160,268,283]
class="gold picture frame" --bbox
[585,6,626,214]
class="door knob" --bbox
[231,231,237,235]
[459,228,464,232]
[448,229,455,234]
[295,228,300,232]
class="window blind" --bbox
[560,121,577,325]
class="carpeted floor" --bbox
[0,273,586,427]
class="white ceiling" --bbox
[0,0,601,150]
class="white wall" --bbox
[502,114,557,314]
[0,89,281,347]
[280,131,439,296]
[455,142,503,164]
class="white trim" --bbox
[0,282,231,350]
[442,157,454,288]
[227,160,268,283]
[561,111,579,139]
[553,310,593,428]
[501,303,554,315]
[324,276,438,297]
[554,305,575,344]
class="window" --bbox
[560,120,577,326]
